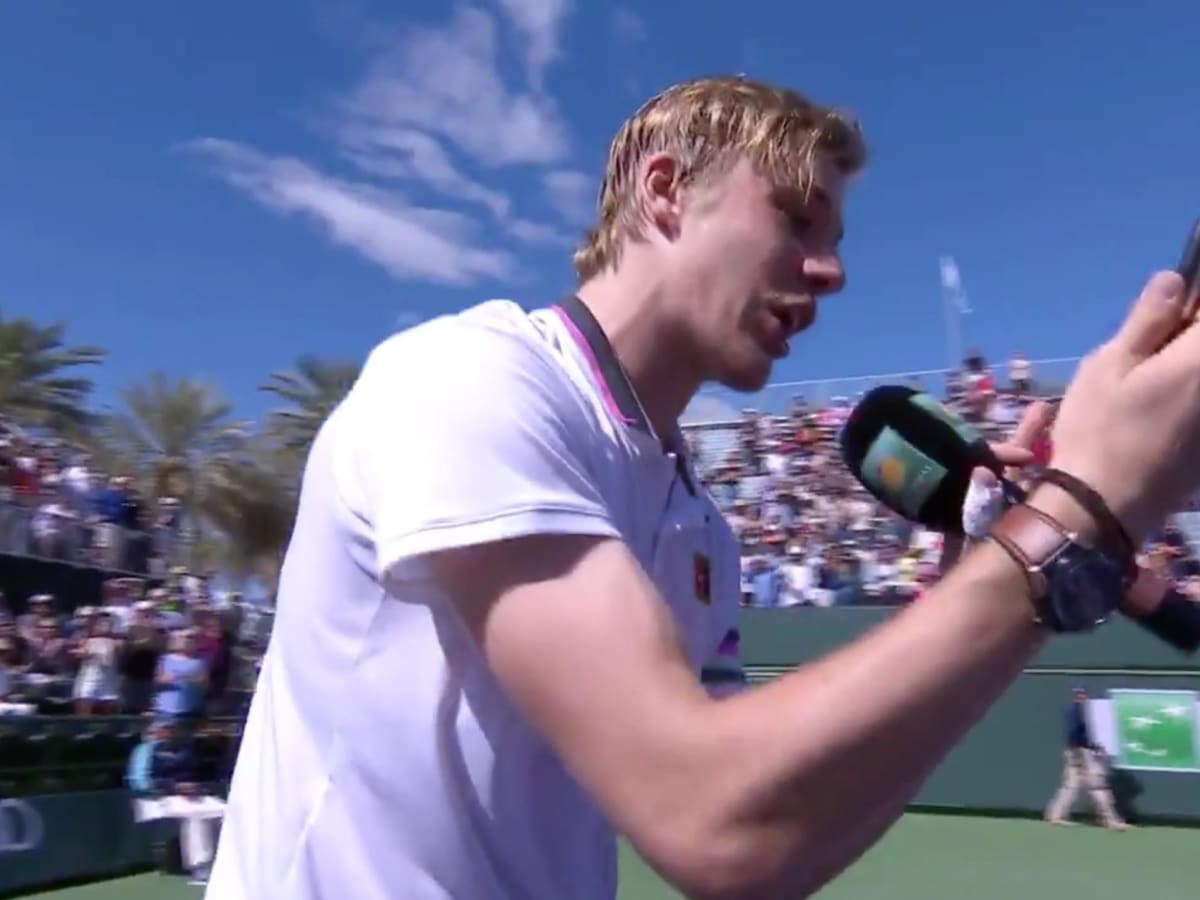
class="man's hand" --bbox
[1048,271,1200,540]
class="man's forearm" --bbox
[691,533,1052,896]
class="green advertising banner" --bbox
[0,790,158,895]
[1109,690,1200,773]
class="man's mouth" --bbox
[763,298,815,357]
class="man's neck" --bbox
[574,266,703,441]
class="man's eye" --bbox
[787,211,812,234]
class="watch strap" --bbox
[988,503,1074,604]
[1037,467,1135,569]
[988,501,1125,633]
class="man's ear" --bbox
[635,152,684,241]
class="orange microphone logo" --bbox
[878,456,907,493]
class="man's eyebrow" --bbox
[775,184,844,245]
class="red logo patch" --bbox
[693,554,711,605]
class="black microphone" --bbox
[838,384,1200,655]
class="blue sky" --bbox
[3,0,1200,423]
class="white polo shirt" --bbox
[205,296,744,900]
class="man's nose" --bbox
[802,252,845,296]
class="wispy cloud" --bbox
[180,138,513,287]
[184,3,582,287]
[610,8,646,45]
[543,170,595,227]
[495,0,574,88]
[340,7,570,169]
[609,8,648,97]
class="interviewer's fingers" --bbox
[992,446,1034,470]
[1107,271,1186,364]
[1009,400,1053,450]
[984,400,1051,479]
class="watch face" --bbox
[1047,547,1125,632]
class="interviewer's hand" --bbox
[1047,271,1200,541]
[941,402,1053,570]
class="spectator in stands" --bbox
[9,436,38,553]
[72,609,120,715]
[31,482,79,560]
[154,628,208,724]
[0,609,30,704]
[93,475,129,570]
[23,614,72,706]
[59,451,93,513]
[193,605,231,715]
[1009,352,1032,395]
[123,483,151,572]
[16,591,54,641]
[151,496,182,573]
[120,599,164,714]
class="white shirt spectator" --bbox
[31,496,76,546]
[61,460,92,510]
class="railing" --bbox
[0,498,188,578]
[684,355,1083,422]
[681,356,1080,471]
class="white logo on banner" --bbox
[0,799,44,853]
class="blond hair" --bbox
[572,75,867,282]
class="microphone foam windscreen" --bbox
[839,385,998,533]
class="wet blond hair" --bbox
[572,75,867,282]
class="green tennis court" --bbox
[21,814,1196,900]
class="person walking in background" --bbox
[1044,687,1128,829]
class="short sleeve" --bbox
[350,317,622,582]
[701,627,747,698]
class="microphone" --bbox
[838,384,1200,654]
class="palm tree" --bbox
[100,372,248,529]
[201,441,297,593]
[260,355,361,464]
[0,312,105,436]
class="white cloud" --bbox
[610,8,646,45]
[341,7,568,169]
[339,126,511,219]
[543,170,594,226]
[184,4,584,288]
[181,138,512,287]
[495,0,574,87]
[506,218,571,246]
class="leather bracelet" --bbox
[1037,467,1135,568]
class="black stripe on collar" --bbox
[554,293,651,434]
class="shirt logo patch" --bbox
[693,553,711,605]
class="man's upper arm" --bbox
[354,320,723,877]
[428,534,718,876]
[353,322,622,578]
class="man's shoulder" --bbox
[361,300,557,379]
[347,298,599,432]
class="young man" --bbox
[207,76,1200,899]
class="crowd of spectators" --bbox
[0,572,271,718]
[0,422,184,576]
[0,417,272,718]
[686,353,1200,608]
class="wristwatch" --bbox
[988,503,1128,633]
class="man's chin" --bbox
[716,357,775,395]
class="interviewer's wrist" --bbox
[1023,482,1101,545]
[1040,459,1150,546]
